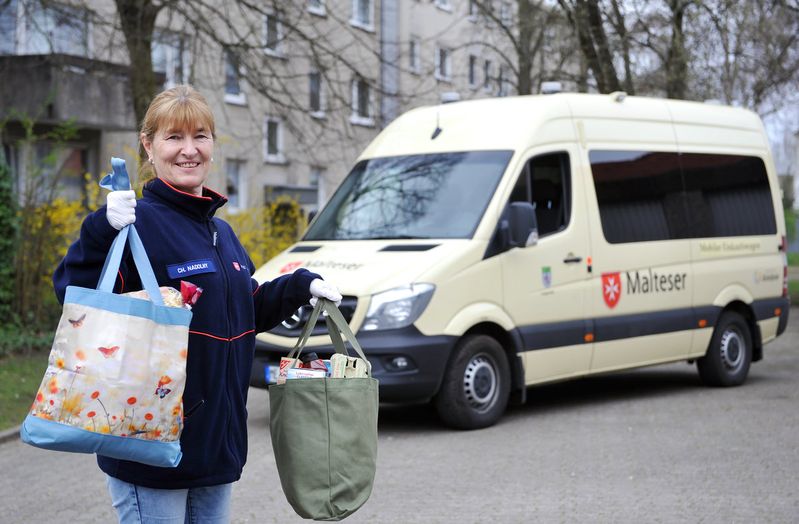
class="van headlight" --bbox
[361,284,435,331]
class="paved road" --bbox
[2,310,797,523]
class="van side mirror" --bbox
[307,209,318,224]
[509,202,538,247]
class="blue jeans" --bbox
[106,475,232,524]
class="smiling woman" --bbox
[138,85,216,195]
[49,84,341,522]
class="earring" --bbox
[148,158,154,164]
[211,157,215,163]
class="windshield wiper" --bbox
[368,234,431,240]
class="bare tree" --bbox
[558,0,623,93]
[691,0,799,114]
[467,0,575,95]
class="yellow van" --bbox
[251,93,790,429]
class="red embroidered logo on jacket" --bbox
[602,272,622,308]
[232,261,240,271]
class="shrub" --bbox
[0,160,17,324]
[221,196,304,269]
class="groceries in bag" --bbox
[122,281,203,310]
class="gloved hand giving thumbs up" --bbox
[106,190,137,230]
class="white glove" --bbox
[106,190,137,230]
[309,278,342,307]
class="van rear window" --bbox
[304,151,512,240]
[590,151,776,243]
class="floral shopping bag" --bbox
[20,223,191,467]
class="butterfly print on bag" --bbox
[154,375,173,398]
[97,345,120,358]
[68,313,86,328]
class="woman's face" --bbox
[142,124,214,196]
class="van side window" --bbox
[590,151,776,243]
[510,152,571,237]
[590,151,683,242]
[681,153,776,237]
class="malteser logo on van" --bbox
[279,261,304,274]
[602,268,688,308]
[602,269,688,308]
[626,268,687,294]
[602,272,622,308]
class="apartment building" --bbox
[0,0,526,213]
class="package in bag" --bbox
[20,224,191,467]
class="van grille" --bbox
[269,296,357,337]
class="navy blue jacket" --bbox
[53,178,319,489]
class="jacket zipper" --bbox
[207,219,235,449]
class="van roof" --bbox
[358,93,765,160]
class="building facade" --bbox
[1,0,532,214]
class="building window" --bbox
[351,0,374,31]
[0,0,18,54]
[500,1,513,27]
[153,31,186,88]
[226,159,246,210]
[308,0,326,16]
[498,65,511,96]
[468,0,479,19]
[310,166,327,209]
[263,12,283,55]
[468,55,478,88]
[434,0,453,12]
[409,37,421,74]
[22,1,89,57]
[435,46,451,82]
[263,117,285,163]
[350,78,374,126]
[224,49,246,105]
[309,70,324,117]
[483,59,492,91]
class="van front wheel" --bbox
[434,335,510,430]
[697,311,752,387]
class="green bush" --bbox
[0,326,53,359]
[790,280,799,305]
[0,161,17,323]
[786,208,797,244]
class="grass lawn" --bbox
[789,252,799,267]
[0,351,49,431]
[790,280,799,305]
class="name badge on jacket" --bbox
[167,259,217,278]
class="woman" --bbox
[53,85,341,523]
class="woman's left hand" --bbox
[309,278,342,307]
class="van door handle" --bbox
[563,255,582,264]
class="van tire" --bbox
[697,311,752,387]
[434,335,510,430]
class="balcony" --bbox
[0,54,146,131]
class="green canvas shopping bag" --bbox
[269,299,378,521]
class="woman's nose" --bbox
[181,137,198,156]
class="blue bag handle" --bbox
[97,226,164,306]
[97,157,164,306]
[97,225,164,306]
[95,157,163,306]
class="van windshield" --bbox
[304,151,513,240]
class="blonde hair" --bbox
[138,85,216,183]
